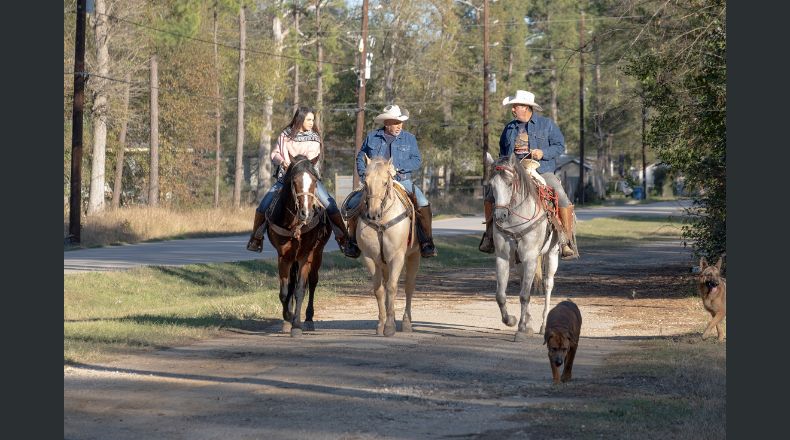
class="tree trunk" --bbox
[233,4,246,208]
[257,11,286,200]
[316,0,324,172]
[111,72,131,209]
[293,8,300,112]
[149,55,159,206]
[384,15,401,103]
[213,4,222,208]
[87,0,109,215]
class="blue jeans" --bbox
[346,178,430,210]
[256,179,340,215]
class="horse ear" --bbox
[508,152,516,166]
[287,150,294,165]
[700,257,707,269]
[485,152,494,167]
[715,257,723,270]
[310,156,320,166]
[364,154,370,166]
[387,157,396,176]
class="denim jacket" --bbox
[499,114,565,174]
[356,128,422,182]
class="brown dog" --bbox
[699,256,726,341]
[543,300,582,384]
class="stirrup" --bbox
[246,237,263,253]
[479,233,495,254]
[344,241,361,259]
[420,242,438,258]
[560,244,577,260]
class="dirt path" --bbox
[64,239,706,440]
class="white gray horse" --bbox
[486,152,562,341]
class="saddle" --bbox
[519,157,563,239]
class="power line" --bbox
[68,9,357,69]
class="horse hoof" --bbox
[401,319,412,333]
[514,331,529,342]
[282,321,292,333]
[304,321,315,332]
[383,324,396,337]
[376,325,385,336]
[504,315,517,327]
[290,327,303,338]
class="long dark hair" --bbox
[284,106,320,139]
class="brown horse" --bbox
[265,154,331,337]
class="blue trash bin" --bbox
[632,186,644,200]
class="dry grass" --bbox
[64,206,254,248]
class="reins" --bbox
[360,175,414,263]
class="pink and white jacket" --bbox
[271,128,322,168]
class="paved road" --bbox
[64,199,690,274]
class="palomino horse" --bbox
[357,156,420,336]
[486,152,562,341]
[266,154,331,337]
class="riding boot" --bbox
[246,211,266,253]
[343,214,361,258]
[415,204,438,258]
[478,199,495,254]
[327,211,349,252]
[558,205,579,260]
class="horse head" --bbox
[363,155,396,222]
[488,153,523,222]
[285,152,321,223]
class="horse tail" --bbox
[532,254,544,295]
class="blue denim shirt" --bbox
[499,114,565,174]
[356,128,422,182]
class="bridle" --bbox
[360,172,412,263]
[492,164,543,223]
[269,161,325,241]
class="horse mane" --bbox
[491,155,540,206]
[365,157,392,183]
[270,154,318,225]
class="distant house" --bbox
[553,154,605,201]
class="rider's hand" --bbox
[530,149,544,160]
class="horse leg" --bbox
[363,257,387,336]
[515,252,538,342]
[401,252,420,333]
[383,255,405,337]
[495,256,516,327]
[278,259,294,333]
[304,250,323,332]
[539,247,560,335]
[289,262,311,338]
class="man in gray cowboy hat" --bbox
[479,90,578,259]
[342,104,438,259]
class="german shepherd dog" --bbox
[543,300,582,384]
[699,257,726,341]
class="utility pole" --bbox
[577,10,585,205]
[68,0,87,244]
[353,0,369,189]
[316,0,324,171]
[482,0,490,183]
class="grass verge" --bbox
[513,335,725,439]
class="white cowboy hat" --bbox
[501,90,544,112]
[374,104,410,124]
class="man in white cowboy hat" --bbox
[479,90,578,259]
[342,104,438,259]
